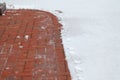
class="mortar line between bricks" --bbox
[0,39,13,78]
[0,25,20,79]
[1,29,9,42]
[13,22,26,80]
[0,42,6,54]
[21,23,28,43]
[7,18,28,79]
[52,26,58,79]
[18,19,34,80]
[0,27,12,77]
[48,15,58,79]
[47,14,57,79]
[33,19,44,80]
[31,20,38,80]
[44,23,47,80]
[22,24,31,59]
[0,29,5,40]
[22,20,35,77]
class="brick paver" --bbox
[0,9,71,80]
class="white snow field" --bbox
[0,0,120,80]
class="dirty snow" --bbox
[0,0,120,80]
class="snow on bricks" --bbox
[0,9,71,80]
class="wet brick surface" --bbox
[0,9,71,80]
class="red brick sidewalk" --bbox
[0,9,71,80]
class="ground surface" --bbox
[0,0,120,80]
[0,9,71,80]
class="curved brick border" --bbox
[0,9,71,80]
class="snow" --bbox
[19,45,24,49]
[1,0,120,80]
[5,67,10,70]
[16,35,21,39]
[24,35,29,40]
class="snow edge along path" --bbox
[51,11,83,80]
[44,11,83,80]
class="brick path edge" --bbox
[0,9,71,80]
